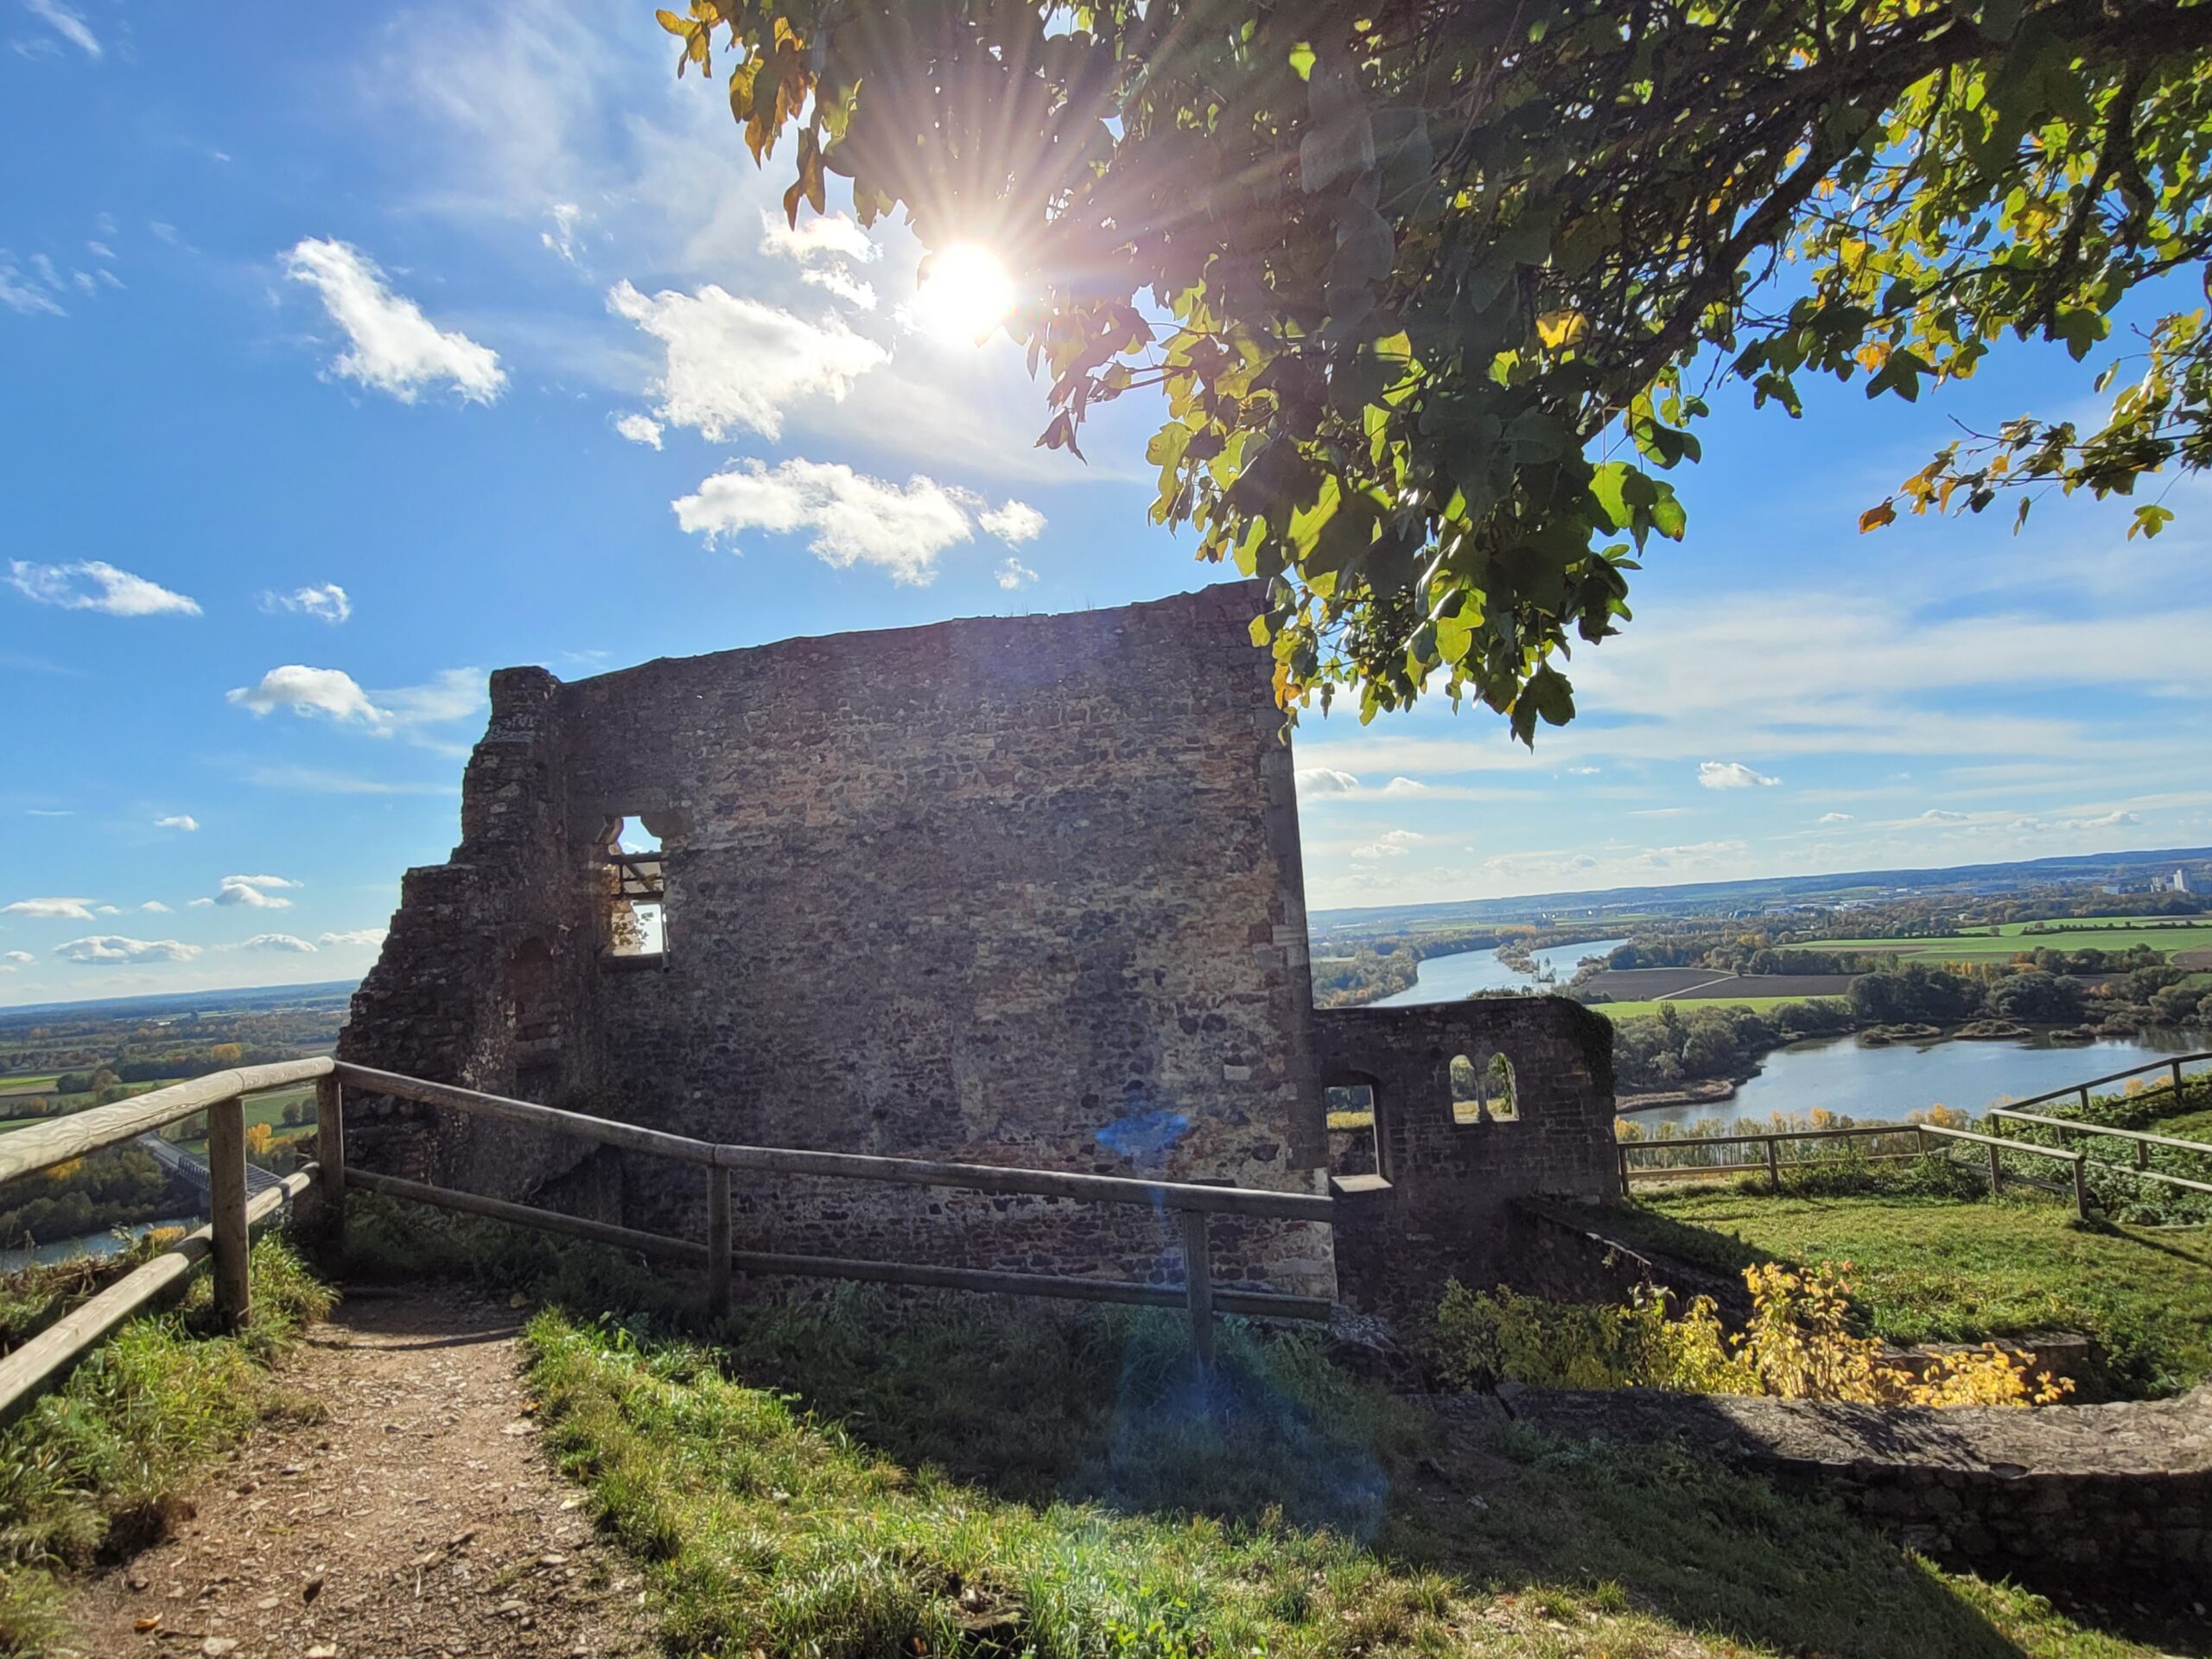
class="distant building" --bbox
[2177,868,2193,895]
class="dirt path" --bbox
[60,1287,658,1659]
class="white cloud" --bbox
[995,558,1037,591]
[1381,776,1429,797]
[608,280,886,442]
[2075,809,2141,830]
[1916,809,1972,824]
[977,500,1046,545]
[154,814,200,831]
[1817,811,1854,824]
[1351,829,1426,861]
[801,266,877,310]
[228,664,387,728]
[1295,768,1361,796]
[759,211,877,265]
[378,667,485,728]
[55,935,200,964]
[1697,761,1781,791]
[2,950,32,965]
[213,874,299,910]
[613,412,664,448]
[9,560,200,616]
[235,932,317,953]
[541,201,587,265]
[318,928,389,949]
[284,238,507,404]
[1565,766,1602,776]
[1,254,67,316]
[3,896,97,921]
[140,900,172,912]
[676,459,992,585]
[259,582,353,625]
[25,0,99,58]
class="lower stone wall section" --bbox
[1498,1382,2212,1580]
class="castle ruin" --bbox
[339,582,1617,1313]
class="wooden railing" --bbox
[0,1058,1335,1418]
[1999,1049,2210,1118]
[1617,1119,2091,1216]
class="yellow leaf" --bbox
[1858,500,1897,533]
[655,9,688,35]
[1535,310,1587,351]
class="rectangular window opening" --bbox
[603,819,667,961]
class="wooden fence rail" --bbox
[1617,1120,2091,1216]
[0,1058,1334,1418]
[1987,1106,2212,1198]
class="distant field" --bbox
[1597,995,1850,1020]
[0,1074,60,1096]
[1782,918,2212,962]
[1584,969,1859,1003]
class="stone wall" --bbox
[344,585,1336,1298]
[340,584,1624,1313]
[1502,1382,2212,1580]
[1312,998,1619,1316]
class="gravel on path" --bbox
[60,1286,658,1659]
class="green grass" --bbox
[0,1077,60,1099]
[1593,1188,2212,1396]
[1781,918,2212,962]
[0,1237,332,1655]
[525,1297,2155,1659]
[1595,995,1849,1020]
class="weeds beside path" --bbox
[58,1287,657,1659]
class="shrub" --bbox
[1433,1263,2070,1408]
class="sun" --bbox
[912,242,1016,341]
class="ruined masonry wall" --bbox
[343,585,1336,1299]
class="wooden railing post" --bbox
[2079,1085,2092,1114]
[314,1074,346,1248]
[207,1094,251,1330]
[1617,1142,1630,1192]
[1988,1138,2003,1196]
[707,1165,732,1319]
[2174,1060,2187,1103]
[2072,1152,2090,1221]
[1765,1135,1781,1192]
[1181,1210,1216,1374]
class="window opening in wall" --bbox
[1484,1053,1519,1121]
[1325,1079,1381,1179]
[1450,1052,1520,1123]
[601,819,666,958]
[1449,1054,1484,1124]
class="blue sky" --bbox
[3,0,2209,1007]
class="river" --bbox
[0,1216,202,1274]
[1370,938,1629,1006]
[1630,1027,2212,1132]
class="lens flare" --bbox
[912,242,1015,340]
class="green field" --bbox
[1597,995,1850,1020]
[0,1073,61,1096]
[1783,916,2212,962]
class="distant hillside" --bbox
[1310,845,2212,939]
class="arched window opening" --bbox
[601,818,666,959]
[1449,1052,1521,1123]
[1484,1053,1520,1122]
[1448,1053,1484,1124]
[1325,1078,1381,1179]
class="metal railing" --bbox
[0,1058,1334,1417]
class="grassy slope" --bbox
[525,1296,2151,1659]
[0,1238,332,1654]
[1599,1189,2212,1395]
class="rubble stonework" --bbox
[339,583,1618,1307]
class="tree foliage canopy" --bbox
[657,0,2212,737]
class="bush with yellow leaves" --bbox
[1434,1262,2072,1408]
